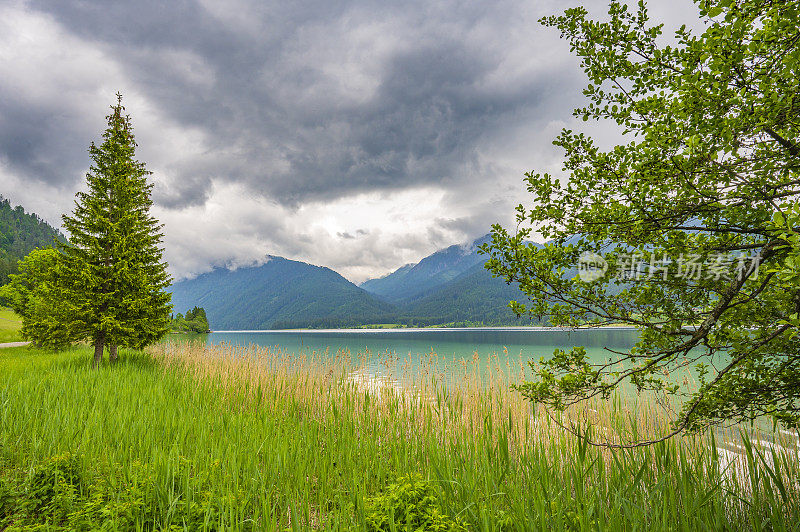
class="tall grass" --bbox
[0,341,798,530]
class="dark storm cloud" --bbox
[1,0,702,280]
[11,0,571,207]
[0,87,92,189]
[270,41,544,202]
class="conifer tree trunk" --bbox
[93,339,104,368]
[109,344,118,363]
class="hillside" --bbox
[357,235,540,325]
[0,197,64,285]
[399,262,530,325]
[360,234,490,303]
[358,263,415,300]
[169,256,395,330]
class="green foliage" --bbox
[0,474,16,524]
[364,474,466,532]
[23,452,83,519]
[171,306,211,333]
[484,0,800,440]
[60,94,172,353]
[0,196,64,286]
[0,451,244,531]
[0,249,76,348]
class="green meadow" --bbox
[0,308,23,343]
[0,325,798,530]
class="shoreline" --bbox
[210,325,641,334]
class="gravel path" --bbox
[0,342,29,348]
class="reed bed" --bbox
[0,341,798,530]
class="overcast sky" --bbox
[0,0,700,283]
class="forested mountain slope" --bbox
[360,234,490,303]
[0,197,64,285]
[169,256,395,330]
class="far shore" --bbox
[210,325,641,334]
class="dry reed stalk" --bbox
[149,339,797,497]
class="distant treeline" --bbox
[171,306,211,333]
[271,314,537,330]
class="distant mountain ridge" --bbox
[360,234,540,325]
[169,234,535,330]
[359,234,491,303]
[400,261,529,324]
[169,256,395,330]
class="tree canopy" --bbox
[61,94,172,364]
[171,306,211,333]
[483,0,800,445]
[0,248,74,346]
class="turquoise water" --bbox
[176,327,640,384]
[203,327,639,362]
[164,326,639,383]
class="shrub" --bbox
[1,453,246,531]
[24,452,82,521]
[364,474,466,532]
[0,473,18,526]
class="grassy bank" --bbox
[0,308,23,343]
[0,342,798,530]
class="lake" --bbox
[204,327,639,363]
[174,327,640,385]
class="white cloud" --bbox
[157,182,489,283]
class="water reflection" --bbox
[192,326,639,358]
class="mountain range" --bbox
[169,256,396,330]
[170,234,533,330]
[360,234,490,303]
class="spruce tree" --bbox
[61,94,172,366]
